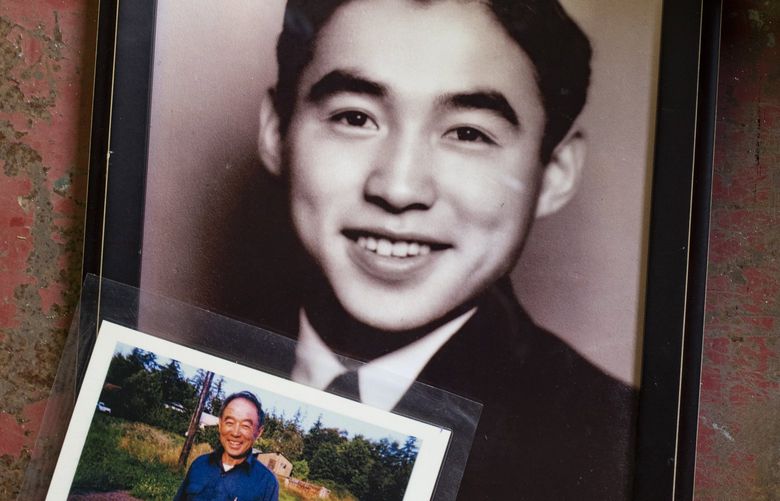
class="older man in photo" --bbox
[175,391,278,501]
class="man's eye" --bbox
[446,127,496,145]
[330,110,378,129]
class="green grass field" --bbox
[71,414,209,500]
[279,491,306,501]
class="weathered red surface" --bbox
[695,1,780,499]
[0,0,94,497]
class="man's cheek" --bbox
[443,180,516,228]
[290,169,334,210]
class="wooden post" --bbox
[178,370,215,467]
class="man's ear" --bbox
[535,131,587,218]
[258,90,283,177]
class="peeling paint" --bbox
[52,174,70,196]
[0,2,91,498]
[712,422,736,442]
[696,0,780,499]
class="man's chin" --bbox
[344,300,469,334]
[302,275,479,358]
[352,315,433,334]
[224,447,250,459]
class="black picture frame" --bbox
[82,1,723,499]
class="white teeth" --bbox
[377,239,393,256]
[355,235,435,258]
[392,241,409,257]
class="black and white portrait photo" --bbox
[129,0,664,498]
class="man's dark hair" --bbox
[274,0,592,163]
[220,391,266,428]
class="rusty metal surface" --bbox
[0,0,776,499]
[695,1,780,499]
[0,0,95,498]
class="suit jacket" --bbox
[238,278,636,500]
[393,280,637,500]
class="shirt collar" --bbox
[209,447,256,472]
[291,307,476,411]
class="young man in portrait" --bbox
[255,0,637,498]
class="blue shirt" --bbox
[174,450,279,501]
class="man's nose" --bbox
[363,132,436,213]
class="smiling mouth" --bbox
[343,230,450,258]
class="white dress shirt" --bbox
[291,307,477,410]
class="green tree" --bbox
[115,368,164,423]
[339,436,374,499]
[301,420,419,501]
[105,353,138,386]
[200,425,221,451]
[291,459,309,480]
[303,418,345,462]
[400,436,418,463]
[366,437,418,501]
[259,411,305,460]
[308,435,374,499]
[308,442,342,484]
[208,376,226,415]
[190,369,213,395]
[269,428,304,460]
[159,360,192,403]
[264,413,283,436]
[102,350,202,434]
[128,348,158,372]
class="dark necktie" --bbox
[325,370,361,400]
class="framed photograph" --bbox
[47,321,452,500]
[81,0,723,499]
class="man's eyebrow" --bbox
[439,91,520,127]
[307,70,387,103]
